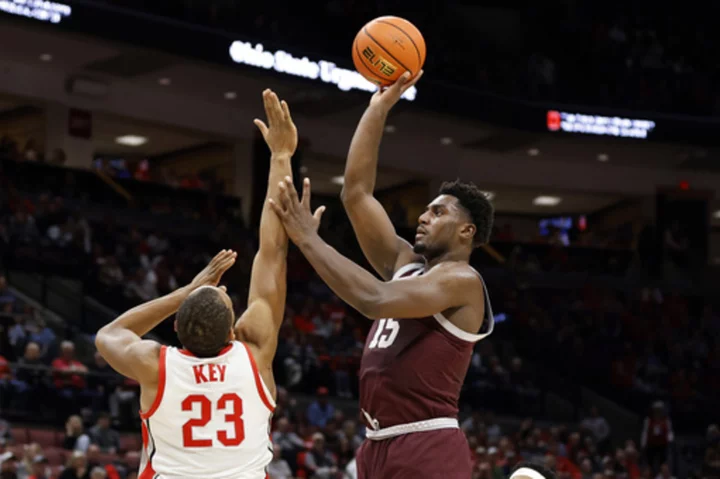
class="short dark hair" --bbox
[438,180,494,245]
[176,288,233,358]
[511,462,557,479]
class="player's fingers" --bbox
[284,176,299,204]
[313,205,326,223]
[253,119,268,138]
[281,100,293,123]
[261,89,273,125]
[404,70,423,90]
[211,249,228,264]
[266,90,282,126]
[391,71,411,91]
[268,198,285,217]
[221,253,237,269]
[277,181,293,208]
[301,177,311,209]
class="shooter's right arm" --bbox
[341,104,417,280]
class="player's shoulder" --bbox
[429,261,483,284]
[126,340,163,384]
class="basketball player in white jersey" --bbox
[95,89,298,479]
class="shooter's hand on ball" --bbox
[370,70,424,112]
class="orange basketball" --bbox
[352,16,426,87]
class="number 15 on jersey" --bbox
[368,319,400,349]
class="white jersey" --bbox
[139,341,275,479]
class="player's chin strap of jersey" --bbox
[509,467,548,479]
[361,409,459,441]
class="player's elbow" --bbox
[356,292,388,320]
[340,185,369,207]
[94,330,110,356]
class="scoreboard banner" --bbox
[2,0,720,146]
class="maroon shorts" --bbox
[356,428,472,479]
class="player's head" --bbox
[175,286,235,357]
[510,463,557,479]
[414,180,494,259]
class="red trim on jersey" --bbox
[139,461,157,479]
[179,343,233,358]
[241,343,275,413]
[141,421,149,451]
[140,346,167,419]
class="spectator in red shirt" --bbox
[52,341,88,390]
[52,341,89,416]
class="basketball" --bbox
[352,16,426,87]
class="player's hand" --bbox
[369,70,423,112]
[188,249,237,292]
[254,89,298,158]
[269,177,326,244]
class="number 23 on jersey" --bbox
[182,393,245,448]
[368,319,400,349]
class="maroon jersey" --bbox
[359,262,494,429]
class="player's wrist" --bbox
[270,152,293,161]
[295,229,321,250]
[368,101,391,117]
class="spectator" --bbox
[0,418,11,445]
[59,451,88,479]
[89,467,106,479]
[655,463,675,479]
[267,444,292,479]
[63,416,90,453]
[27,455,49,479]
[88,413,120,454]
[26,321,55,360]
[84,446,119,479]
[52,341,88,393]
[15,443,42,479]
[581,406,611,452]
[272,417,305,456]
[641,402,674,476]
[14,343,47,413]
[304,432,338,479]
[0,450,18,479]
[307,387,335,428]
[338,420,362,453]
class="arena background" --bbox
[0,1,719,478]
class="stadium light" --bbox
[115,135,148,147]
[713,210,720,219]
[331,176,344,185]
[533,196,561,206]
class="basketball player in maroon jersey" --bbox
[269,72,495,478]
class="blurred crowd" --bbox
[0,151,719,478]
[2,393,714,479]
[95,0,720,116]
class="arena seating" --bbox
[1,150,717,478]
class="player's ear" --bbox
[459,223,476,242]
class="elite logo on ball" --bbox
[362,46,397,78]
